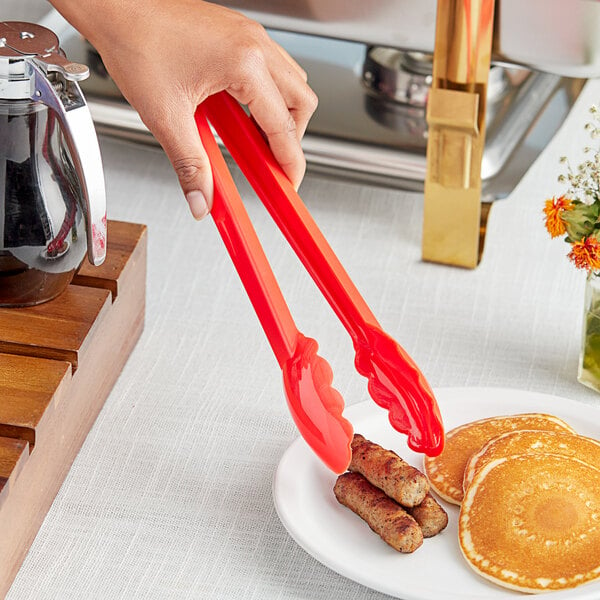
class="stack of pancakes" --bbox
[423,413,600,593]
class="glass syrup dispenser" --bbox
[0,21,106,306]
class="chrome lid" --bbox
[0,21,89,99]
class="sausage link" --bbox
[349,434,429,507]
[406,493,448,538]
[334,472,423,553]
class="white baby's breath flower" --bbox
[583,191,595,205]
[554,107,600,201]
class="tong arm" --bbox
[194,109,298,364]
[202,92,379,347]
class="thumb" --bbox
[152,112,214,220]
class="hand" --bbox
[49,0,318,219]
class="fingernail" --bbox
[186,190,209,220]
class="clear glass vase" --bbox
[578,271,600,392]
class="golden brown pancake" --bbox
[423,413,575,505]
[463,429,600,491]
[459,453,600,593]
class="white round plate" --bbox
[273,387,600,599]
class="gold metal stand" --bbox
[422,0,495,268]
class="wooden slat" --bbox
[74,220,147,300]
[0,354,71,448]
[0,286,112,370]
[0,437,29,507]
[0,222,147,369]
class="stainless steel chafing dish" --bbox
[211,1,600,267]
[48,1,600,266]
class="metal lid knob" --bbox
[0,21,89,100]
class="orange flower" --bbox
[568,236,600,271]
[543,195,574,238]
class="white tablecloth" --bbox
[4,2,600,598]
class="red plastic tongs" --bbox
[195,92,445,473]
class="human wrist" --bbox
[48,0,133,50]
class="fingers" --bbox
[272,69,318,140]
[231,77,306,189]
[272,41,308,82]
[228,43,317,189]
[267,43,318,140]
[149,105,214,220]
[263,43,317,146]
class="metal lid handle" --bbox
[29,59,107,266]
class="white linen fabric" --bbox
[4,2,600,598]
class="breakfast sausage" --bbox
[334,472,423,553]
[406,493,448,537]
[349,434,429,507]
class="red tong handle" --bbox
[194,110,297,364]
[203,92,380,344]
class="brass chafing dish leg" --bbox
[422,0,495,268]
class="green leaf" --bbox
[562,202,600,241]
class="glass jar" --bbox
[578,271,600,392]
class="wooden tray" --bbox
[0,220,147,598]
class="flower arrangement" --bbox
[543,105,600,392]
[543,105,600,272]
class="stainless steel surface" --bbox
[0,20,107,305]
[57,23,583,198]
[362,49,510,109]
[212,0,600,78]
[363,49,432,107]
